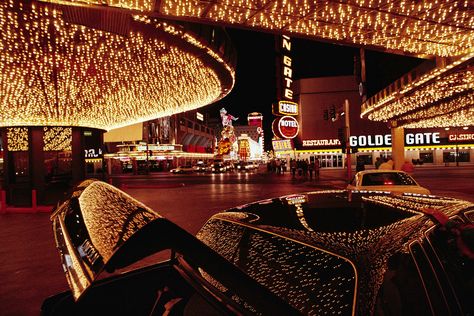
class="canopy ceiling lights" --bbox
[361,53,474,128]
[39,0,474,58]
[0,0,235,130]
[36,0,474,128]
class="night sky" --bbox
[203,28,424,149]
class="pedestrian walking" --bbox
[356,157,365,172]
[314,158,320,180]
[291,159,297,178]
[375,157,382,169]
[309,160,314,180]
[401,160,415,175]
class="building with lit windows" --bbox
[103,111,216,174]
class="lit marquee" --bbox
[361,55,474,128]
[41,0,474,58]
[0,1,234,130]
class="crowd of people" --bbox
[267,158,321,180]
[267,155,416,180]
[288,158,320,180]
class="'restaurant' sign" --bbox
[272,116,299,139]
[303,139,341,147]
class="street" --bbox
[0,165,473,315]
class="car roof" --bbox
[200,191,474,315]
[206,191,472,264]
[356,169,408,175]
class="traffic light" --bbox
[329,105,336,120]
[323,109,329,120]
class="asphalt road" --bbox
[1,165,473,315]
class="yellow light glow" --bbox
[41,0,474,57]
[7,127,29,151]
[43,127,72,151]
[362,56,474,128]
[0,1,234,130]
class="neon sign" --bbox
[273,100,299,116]
[303,139,341,147]
[349,132,441,147]
[272,116,299,139]
[272,139,293,151]
[449,133,474,142]
[281,35,294,100]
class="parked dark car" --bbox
[211,162,226,173]
[42,180,474,315]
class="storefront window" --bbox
[44,127,72,185]
[317,154,343,168]
[358,154,373,165]
[44,151,72,184]
[443,152,456,163]
[458,151,470,162]
[11,151,29,181]
[443,151,470,163]
[419,152,433,163]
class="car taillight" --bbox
[384,181,393,185]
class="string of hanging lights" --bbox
[361,54,474,128]
[30,0,474,128]
[0,0,235,130]
[38,0,474,58]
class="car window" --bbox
[427,223,474,314]
[198,219,357,315]
[374,251,432,315]
[362,173,417,186]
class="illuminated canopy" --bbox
[361,53,474,128]
[38,0,474,58]
[0,1,235,130]
[37,0,474,129]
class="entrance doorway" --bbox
[313,154,343,168]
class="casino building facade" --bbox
[273,75,474,168]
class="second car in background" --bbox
[211,162,226,173]
[347,170,431,195]
[170,165,194,174]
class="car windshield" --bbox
[362,172,417,186]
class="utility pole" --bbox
[344,99,351,181]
